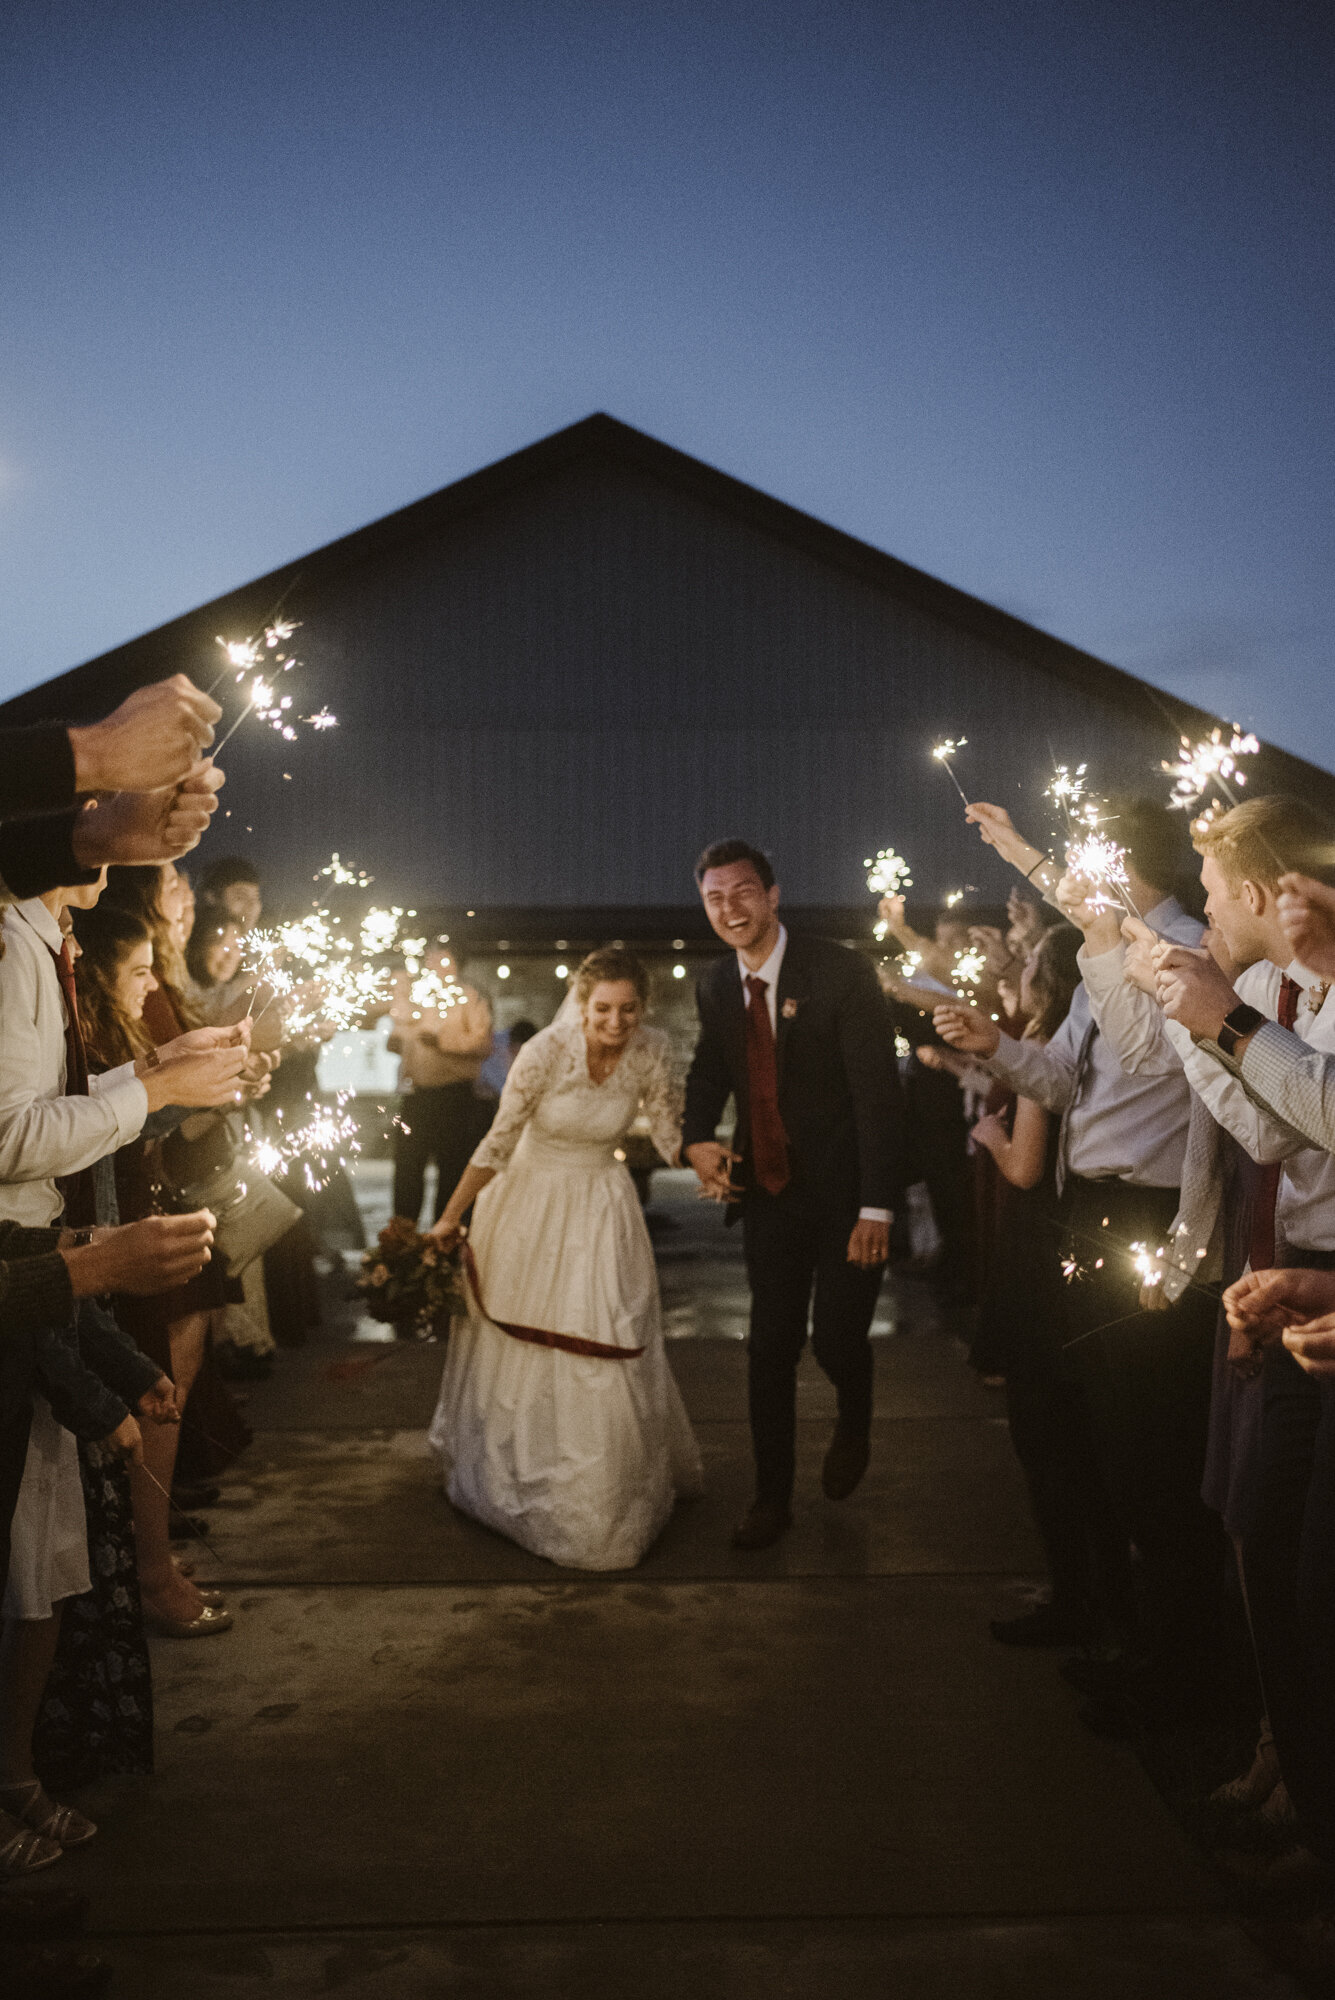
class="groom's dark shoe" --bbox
[731,1500,793,1550]
[821,1425,870,1500]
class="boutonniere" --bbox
[1309,981,1331,1015]
[781,997,800,1019]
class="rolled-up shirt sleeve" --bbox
[982,1011,1080,1114]
[1079,943,1184,1077]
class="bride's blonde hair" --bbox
[574,947,649,1012]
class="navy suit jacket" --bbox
[682,931,905,1222]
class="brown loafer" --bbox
[821,1427,870,1500]
[730,1501,793,1550]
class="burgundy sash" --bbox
[460,1240,644,1361]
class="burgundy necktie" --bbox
[50,940,96,1227]
[744,975,790,1195]
[1247,974,1301,1273]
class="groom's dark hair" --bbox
[694,839,775,890]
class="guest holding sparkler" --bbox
[0,872,237,1903]
[1071,795,1335,1873]
[384,946,494,1228]
[963,921,1129,1647]
[935,795,1223,1730]
[76,878,257,1631]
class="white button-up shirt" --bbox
[981,897,1202,1188]
[738,922,889,1222]
[0,899,148,1227]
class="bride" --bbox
[426,947,703,1570]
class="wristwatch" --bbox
[1216,1003,1265,1058]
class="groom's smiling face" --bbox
[699,861,781,956]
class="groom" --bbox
[684,840,905,1549]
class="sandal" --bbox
[0,1807,62,1877]
[0,1783,97,1850]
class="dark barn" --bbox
[7,412,1332,942]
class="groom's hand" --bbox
[846,1217,889,1268]
[685,1141,742,1203]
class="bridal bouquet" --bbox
[355,1217,464,1340]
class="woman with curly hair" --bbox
[72,899,238,1638]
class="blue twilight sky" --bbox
[2,0,1332,759]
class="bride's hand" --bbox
[428,1218,464,1250]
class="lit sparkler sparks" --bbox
[248,1092,363,1193]
[951,947,987,992]
[210,616,338,752]
[1065,830,1139,917]
[316,854,374,888]
[866,847,914,940]
[944,889,966,908]
[931,737,970,806]
[1162,726,1260,814]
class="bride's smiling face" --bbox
[583,980,642,1049]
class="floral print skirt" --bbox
[33,1439,153,1790]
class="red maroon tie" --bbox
[50,940,96,1227]
[1247,975,1301,1273]
[744,975,790,1195]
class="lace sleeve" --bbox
[469,1031,560,1173]
[639,1033,683,1166]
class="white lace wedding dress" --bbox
[427,1016,704,1569]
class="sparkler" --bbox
[931,737,971,807]
[209,615,338,753]
[1162,726,1260,815]
[949,948,988,1003]
[866,847,914,941]
[247,1092,363,1193]
[316,854,374,888]
[1064,830,1142,920]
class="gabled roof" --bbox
[2,412,1326,799]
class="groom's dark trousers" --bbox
[684,932,905,1507]
[743,1183,884,1502]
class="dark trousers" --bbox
[1060,1177,1224,1676]
[393,1084,492,1227]
[741,1186,884,1505]
[1245,1346,1335,1861]
[1005,1359,1132,1629]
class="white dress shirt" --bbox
[1164,961,1335,1254]
[981,897,1202,1188]
[0,899,148,1227]
[738,922,889,1223]
[1081,922,1335,1268]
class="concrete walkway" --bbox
[72,1173,1298,1997]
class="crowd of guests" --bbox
[881,786,1335,1968]
[0,677,366,1996]
[6,671,1335,1986]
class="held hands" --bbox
[969,1110,1008,1158]
[102,1413,144,1464]
[1119,916,1160,996]
[63,1211,217,1297]
[932,1001,1000,1058]
[1223,1268,1335,1378]
[1152,943,1240,1039]
[1055,869,1121,950]
[963,801,1043,877]
[846,1217,889,1268]
[1277,873,1335,980]
[685,1140,742,1204]
[138,1376,180,1426]
[71,760,225,867]
[68,676,221,794]
[139,1034,249,1111]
